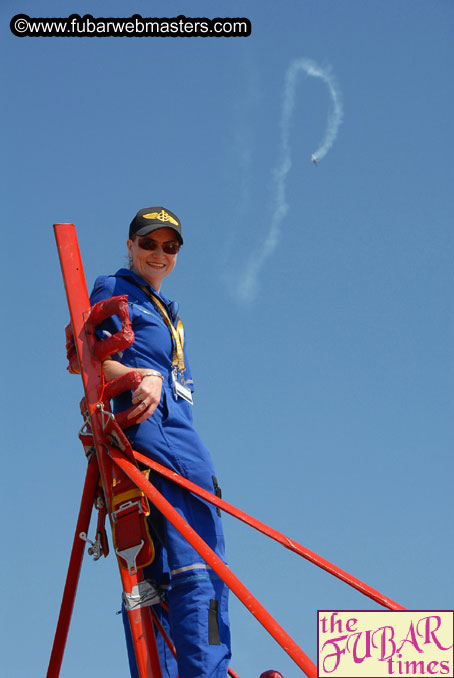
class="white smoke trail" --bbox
[237,58,343,303]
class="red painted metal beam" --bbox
[134,451,405,612]
[54,224,103,408]
[118,567,163,677]
[50,224,162,678]
[47,460,99,678]
[109,445,318,678]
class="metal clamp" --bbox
[78,409,92,437]
[96,402,116,432]
[79,531,103,560]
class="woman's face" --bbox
[127,227,180,291]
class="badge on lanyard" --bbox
[172,368,193,404]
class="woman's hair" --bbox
[127,235,136,269]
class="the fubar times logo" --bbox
[318,611,453,677]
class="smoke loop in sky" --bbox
[237,58,343,303]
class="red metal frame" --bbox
[48,223,405,678]
[48,224,162,678]
[132,451,405,611]
[47,459,99,677]
[109,445,317,677]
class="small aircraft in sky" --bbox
[311,155,318,166]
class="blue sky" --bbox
[1,1,453,677]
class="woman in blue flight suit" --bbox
[90,207,231,678]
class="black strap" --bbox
[208,599,221,645]
[212,476,222,517]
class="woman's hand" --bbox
[102,360,164,424]
[128,371,163,423]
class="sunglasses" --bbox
[137,237,181,255]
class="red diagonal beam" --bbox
[134,451,405,611]
[47,460,99,678]
[109,445,318,678]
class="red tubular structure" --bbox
[49,223,405,678]
[108,445,318,678]
[133,452,405,611]
[47,460,99,677]
[49,224,162,678]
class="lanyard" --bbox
[138,284,186,375]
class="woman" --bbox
[90,206,231,678]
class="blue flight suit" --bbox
[90,268,231,678]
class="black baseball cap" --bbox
[129,207,183,244]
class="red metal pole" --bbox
[119,568,163,678]
[150,607,178,658]
[134,451,405,611]
[52,224,162,678]
[47,459,99,678]
[54,224,102,408]
[109,445,318,678]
